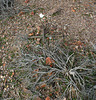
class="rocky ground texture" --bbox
[0,0,96,100]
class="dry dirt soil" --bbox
[0,0,96,99]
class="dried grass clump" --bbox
[14,40,96,100]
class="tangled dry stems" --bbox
[13,40,96,100]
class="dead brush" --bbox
[15,39,96,100]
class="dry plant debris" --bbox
[0,0,96,99]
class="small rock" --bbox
[45,96,50,100]
[64,26,67,30]
[33,95,41,100]
[47,3,62,16]
[39,13,44,18]
[93,85,96,89]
